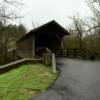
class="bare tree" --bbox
[32,21,40,30]
[0,0,23,63]
[86,0,100,28]
[0,0,23,24]
[70,15,85,50]
[86,0,100,42]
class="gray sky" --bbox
[17,0,92,30]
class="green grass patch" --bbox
[0,64,57,100]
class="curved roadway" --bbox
[31,58,100,100]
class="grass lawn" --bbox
[0,64,57,100]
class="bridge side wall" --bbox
[16,35,35,58]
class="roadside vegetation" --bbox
[0,64,57,100]
[0,0,100,64]
[62,0,100,59]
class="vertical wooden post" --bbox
[32,37,35,57]
[52,53,56,73]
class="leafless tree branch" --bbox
[4,0,23,7]
[85,25,100,32]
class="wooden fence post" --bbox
[52,53,56,73]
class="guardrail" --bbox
[0,58,42,74]
[53,49,98,60]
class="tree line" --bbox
[62,0,100,59]
[0,0,100,64]
[0,0,26,64]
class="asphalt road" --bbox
[31,58,100,100]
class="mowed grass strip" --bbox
[0,64,57,100]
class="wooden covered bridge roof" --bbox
[17,20,70,42]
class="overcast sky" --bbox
[17,0,92,30]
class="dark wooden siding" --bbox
[16,21,70,58]
[35,32,61,52]
[0,44,6,65]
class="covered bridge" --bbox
[16,20,69,58]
